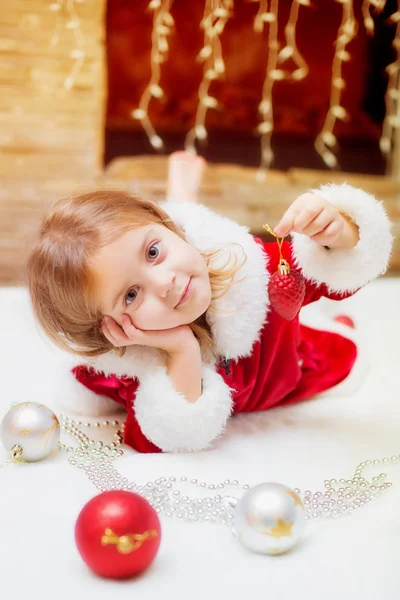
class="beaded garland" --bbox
[58,414,394,528]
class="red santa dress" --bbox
[57,184,392,453]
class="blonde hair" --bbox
[27,190,245,360]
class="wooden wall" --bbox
[0,0,106,180]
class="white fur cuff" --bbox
[133,364,233,452]
[48,367,123,417]
[291,183,393,293]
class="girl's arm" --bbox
[166,341,202,403]
[103,316,203,402]
[100,317,233,452]
[284,184,393,294]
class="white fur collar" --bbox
[86,201,270,378]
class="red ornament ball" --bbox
[268,268,306,321]
[75,490,161,579]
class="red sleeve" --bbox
[71,366,162,453]
[255,237,359,306]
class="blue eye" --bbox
[125,288,138,306]
[147,242,160,261]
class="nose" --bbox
[153,271,176,299]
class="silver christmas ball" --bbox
[235,482,306,555]
[0,402,60,462]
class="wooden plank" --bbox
[0,62,99,86]
[0,0,106,180]
[0,36,100,56]
[288,168,400,198]
[2,0,104,20]
[0,153,101,179]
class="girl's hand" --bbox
[274,193,359,249]
[102,314,198,356]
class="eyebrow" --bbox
[110,228,156,311]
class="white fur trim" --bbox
[291,183,393,294]
[80,201,270,381]
[162,201,270,359]
[133,363,233,452]
[88,344,165,380]
[47,365,123,417]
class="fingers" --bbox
[311,220,343,245]
[274,194,338,239]
[102,318,120,347]
[274,206,298,238]
[292,206,325,234]
[274,193,317,237]
[121,314,138,339]
[301,208,336,237]
[102,315,131,347]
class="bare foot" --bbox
[167,151,206,204]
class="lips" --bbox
[175,278,192,307]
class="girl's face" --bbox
[90,224,212,330]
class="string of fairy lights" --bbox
[184,0,233,154]
[45,0,400,174]
[314,0,359,169]
[251,0,309,179]
[131,0,399,175]
[380,1,400,166]
[49,0,86,91]
[131,0,175,150]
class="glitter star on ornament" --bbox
[286,490,304,508]
[266,518,293,539]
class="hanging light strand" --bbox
[277,0,310,81]
[64,0,86,90]
[315,0,358,169]
[49,0,64,47]
[131,0,175,151]
[380,3,400,166]
[254,0,280,179]
[185,0,233,154]
[49,0,87,91]
[362,0,386,35]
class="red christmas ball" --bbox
[75,490,161,579]
[268,268,306,321]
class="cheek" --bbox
[194,270,212,311]
[127,304,175,331]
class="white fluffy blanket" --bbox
[0,282,399,599]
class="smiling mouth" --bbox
[175,278,192,308]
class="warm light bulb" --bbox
[214,58,225,74]
[150,135,164,149]
[197,46,212,60]
[195,124,208,140]
[64,76,74,90]
[330,105,348,120]
[148,0,162,10]
[149,83,164,98]
[131,109,146,120]
[321,131,337,147]
[321,151,338,169]
[202,96,218,108]
[278,46,294,61]
[257,122,273,134]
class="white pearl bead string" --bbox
[58,414,395,526]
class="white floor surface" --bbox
[0,281,399,600]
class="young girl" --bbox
[27,153,392,454]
